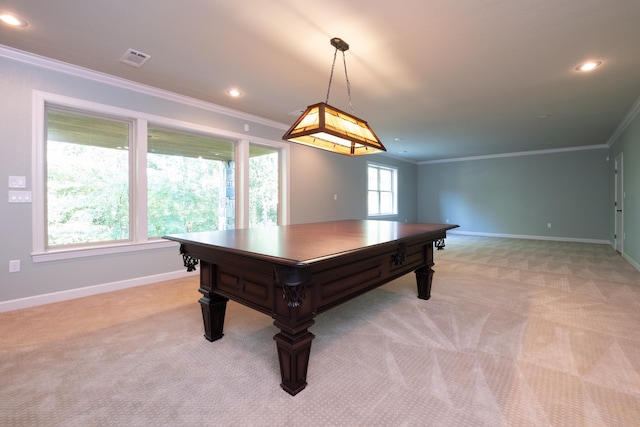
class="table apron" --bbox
[190,234,441,318]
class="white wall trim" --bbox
[448,229,610,245]
[31,90,291,259]
[5,229,636,313]
[623,253,640,272]
[449,231,640,272]
[606,94,640,147]
[420,144,609,165]
[0,270,197,313]
[0,44,288,131]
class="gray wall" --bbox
[289,144,417,224]
[417,148,611,241]
[609,107,640,268]
[0,51,416,304]
[1,47,637,307]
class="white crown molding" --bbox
[606,94,640,147]
[0,44,288,130]
[377,151,419,164]
[420,144,609,165]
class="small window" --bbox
[368,163,398,216]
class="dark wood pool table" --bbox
[164,220,457,395]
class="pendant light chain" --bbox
[325,47,354,114]
[325,48,338,104]
[342,50,353,113]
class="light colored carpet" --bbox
[1,235,640,426]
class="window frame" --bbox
[32,91,290,262]
[44,105,137,248]
[367,162,398,218]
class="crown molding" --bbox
[0,44,288,130]
[606,94,640,147]
[420,144,609,165]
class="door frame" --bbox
[614,153,624,253]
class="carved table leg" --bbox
[273,319,315,396]
[416,243,435,300]
[272,265,316,395]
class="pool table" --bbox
[164,220,457,395]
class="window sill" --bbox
[367,214,399,220]
[32,239,179,263]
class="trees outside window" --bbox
[249,144,279,227]
[46,108,131,247]
[147,127,234,237]
[40,99,285,254]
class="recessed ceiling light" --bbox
[0,12,28,27]
[226,88,243,98]
[575,60,602,72]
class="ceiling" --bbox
[1,0,639,162]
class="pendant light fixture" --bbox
[283,37,386,156]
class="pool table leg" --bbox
[199,292,228,342]
[198,261,229,342]
[415,243,435,300]
[273,319,315,396]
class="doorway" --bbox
[614,153,624,253]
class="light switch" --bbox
[8,176,26,188]
[8,191,32,203]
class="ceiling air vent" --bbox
[119,48,151,68]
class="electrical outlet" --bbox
[547,223,552,228]
[9,260,20,273]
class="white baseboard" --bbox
[448,230,640,272]
[0,270,198,313]
[448,230,610,245]
[3,232,637,313]
[623,253,640,272]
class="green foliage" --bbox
[249,152,279,227]
[47,141,281,247]
[47,142,130,245]
[147,153,225,236]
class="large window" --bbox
[147,127,235,237]
[35,93,288,258]
[249,144,279,227]
[368,163,398,217]
[46,108,132,247]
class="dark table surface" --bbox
[165,219,457,265]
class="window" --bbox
[249,144,279,227]
[34,92,288,259]
[147,127,235,236]
[368,163,398,216]
[46,108,132,247]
